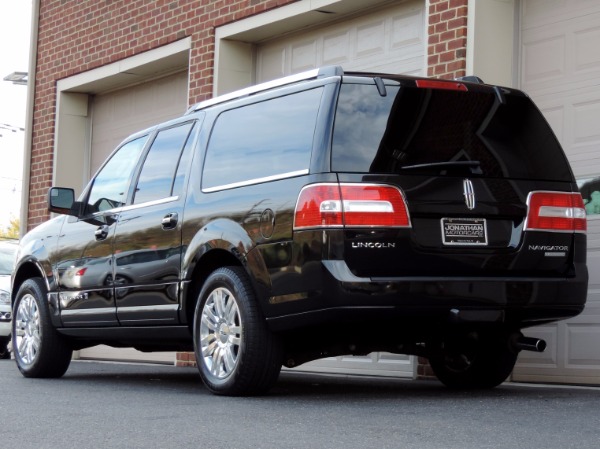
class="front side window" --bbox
[85,136,147,214]
[203,87,323,191]
[133,122,195,204]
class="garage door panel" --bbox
[572,98,600,145]
[356,19,386,58]
[573,25,600,73]
[521,36,566,86]
[291,40,319,73]
[323,30,351,66]
[566,324,600,368]
[523,0,600,29]
[522,12,600,96]
[527,90,600,179]
[391,8,423,48]
[585,222,600,248]
[258,46,286,82]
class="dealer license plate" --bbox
[441,218,488,246]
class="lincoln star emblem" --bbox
[463,179,475,210]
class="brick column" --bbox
[427,0,468,79]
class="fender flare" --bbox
[181,218,271,321]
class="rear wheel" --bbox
[12,278,73,378]
[193,267,282,396]
[429,331,518,389]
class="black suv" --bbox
[12,67,587,395]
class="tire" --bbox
[0,338,10,359]
[429,331,518,389]
[193,267,283,396]
[12,278,73,378]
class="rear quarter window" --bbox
[202,87,323,191]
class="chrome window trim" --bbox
[202,169,309,193]
[94,196,179,216]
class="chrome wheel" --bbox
[15,293,40,365]
[199,287,242,379]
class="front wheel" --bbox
[12,278,73,378]
[429,331,518,389]
[193,267,282,396]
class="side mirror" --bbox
[48,187,76,215]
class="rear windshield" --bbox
[332,82,573,181]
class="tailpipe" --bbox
[513,335,547,353]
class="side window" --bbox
[133,122,195,205]
[203,87,323,191]
[86,136,147,214]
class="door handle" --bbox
[95,225,109,240]
[161,212,178,230]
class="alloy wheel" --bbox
[199,287,242,379]
[15,293,41,365]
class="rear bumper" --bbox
[265,260,588,332]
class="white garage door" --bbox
[513,0,600,384]
[256,0,425,82]
[89,71,189,175]
[79,71,188,365]
[258,0,425,379]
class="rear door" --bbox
[331,78,581,279]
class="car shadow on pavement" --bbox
[45,360,560,401]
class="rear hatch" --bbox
[327,76,585,278]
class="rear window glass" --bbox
[332,83,572,181]
[203,87,323,191]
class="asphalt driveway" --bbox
[1,359,598,449]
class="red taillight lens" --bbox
[525,191,587,233]
[75,268,88,277]
[294,184,343,229]
[294,183,411,230]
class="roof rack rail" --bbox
[186,66,344,114]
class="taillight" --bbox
[75,268,88,277]
[294,184,343,229]
[294,183,411,230]
[525,191,587,233]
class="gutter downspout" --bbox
[20,0,40,237]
